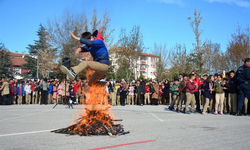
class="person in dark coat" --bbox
[12,83,18,104]
[202,75,214,114]
[163,79,170,105]
[139,79,145,106]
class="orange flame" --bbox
[71,69,117,135]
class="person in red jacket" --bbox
[144,82,151,105]
[73,80,80,104]
[185,74,197,114]
[191,71,201,113]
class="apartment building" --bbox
[110,52,159,79]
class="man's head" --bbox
[189,74,195,80]
[217,74,223,81]
[203,75,208,81]
[174,79,179,85]
[179,74,183,79]
[81,32,94,41]
[245,58,250,67]
[230,70,235,78]
[214,73,218,80]
[183,74,188,81]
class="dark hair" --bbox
[206,75,213,83]
[218,74,223,78]
[179,74,183,76]
[230,70,235,74]
[81,32,92,39]
[226,72,230,77]
[214,73,218,77]
[244,58,250,63]
[189,74,195,78]
[44,78,47,82]
[183,74,188,77]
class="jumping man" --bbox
[60,30,109,86]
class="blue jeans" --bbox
[238,84,250,111]
[3,95,9,105]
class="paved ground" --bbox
[1,104,250,150]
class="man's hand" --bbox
[69,31,80,41]
[75,48,81,55]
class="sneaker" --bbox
[185,111,191,114]
[202,112,206,115]
[214,111,218,115]
[60,65,76,80]
[191,111,196,114]
[220,112,224,115]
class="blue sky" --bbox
[0,0,249,54]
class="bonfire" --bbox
[52,69,129,136]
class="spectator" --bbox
[214,74,227,115]
[0,77,10,105]
[24,82,31,104]
[152,81,159,105]
[40,78,49,105]
[127,83,135,105]
[17,83,24,105]
[202,75,214,115]
[185,74,197,114]
[13,83,18,104]
[163,80,170,105]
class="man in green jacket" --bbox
[169,79,180,111]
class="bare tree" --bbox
[188,9,207,75]
[46,7,114,64]
[169,43,193,77]
[151,43,170,81]
[226,24,250,70]
[111,25,145,81]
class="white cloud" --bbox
[148,0,185,7]
[205,0,250,8]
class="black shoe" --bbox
[169,107,173,111]
[236,110,242,116]
[177,110,180,113]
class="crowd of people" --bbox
[1,59,250,116]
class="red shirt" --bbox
[145,85,150,93]
[73,82,79,93]
[186,80,196,94]
[193,78,200,92]
[159,86,163,96]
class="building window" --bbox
[13,67,21,74]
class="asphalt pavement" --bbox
[1,104,250,150]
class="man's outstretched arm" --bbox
[69,31,95,47]
[69,31,80,41]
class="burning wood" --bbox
[52,69,129,136]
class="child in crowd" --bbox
[116,83,121,105]
[202,75,214,115]
[185,74,197,114]
[213,74,227,115]
[127,83,135,105]
[144,82,151,105]
[17,83,24,105]
[69,88,76,104]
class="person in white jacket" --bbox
[24,82,31,104]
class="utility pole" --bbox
[37,54,39,79]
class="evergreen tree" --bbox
[22,56,37,78]
[24,24,57,78]
[0,42,12,78]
